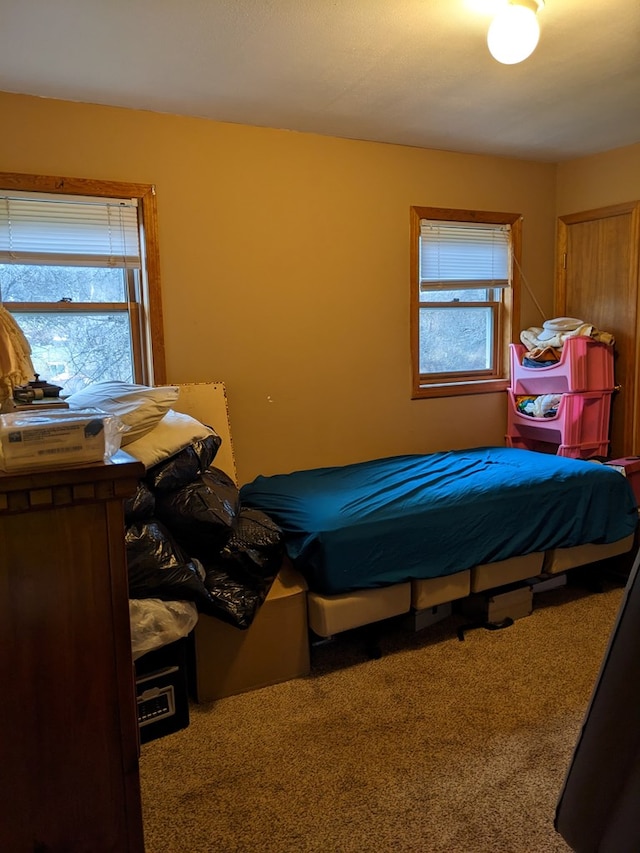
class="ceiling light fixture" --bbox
[487,0,544,65]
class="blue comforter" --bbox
[240,447,638,595]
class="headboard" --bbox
[172,382,237,484]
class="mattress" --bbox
[240,447,638,595]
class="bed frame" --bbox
[305,536,635,640]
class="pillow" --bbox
[124,409,216,468]
[66,381,180,445]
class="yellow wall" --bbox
[0,92,558,483]
[556,142,640,215]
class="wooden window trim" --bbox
[410,206,521,399]
[0,171,166,385]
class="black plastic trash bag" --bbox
[200,508,284,629]
[154,467,240,559]
[126,518,214,611]
[146,432,222,492]
[220,507,284,580]
[124,480,155,522]
[200,568,268,629]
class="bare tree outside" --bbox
[419,288,494,374]
[0,264,134,394]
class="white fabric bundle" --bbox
[0,306,35,400]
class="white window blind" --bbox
[420,220,511,289]
[0,191,141,268]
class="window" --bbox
[0,173,166,395]
[410,206,521,398]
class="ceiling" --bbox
[1,0,639,163]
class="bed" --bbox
[240,446,638,638]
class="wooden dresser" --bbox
[0,452,146,852]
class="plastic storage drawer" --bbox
[510,337,614,394]
[506,390,612,458]
[506,434,610,460]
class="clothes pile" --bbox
[514,393,562,418]
[520,316,615,367]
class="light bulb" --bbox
[487,2,541,65]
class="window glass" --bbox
[418,306,493,374]
[13,311,134,395]
[0,264,127,303]
[422,288,492,303]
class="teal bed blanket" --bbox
[240,447,638,595]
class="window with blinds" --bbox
[410,207,521,398]
[0,176,164,394]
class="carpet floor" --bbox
[139,578,624,853]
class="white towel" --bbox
[520,322,615,352]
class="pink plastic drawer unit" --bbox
[510,337,614,394]
[507,390,612,450]
[505,435,609,460]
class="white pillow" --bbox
[66,381,180,445]
[124,409,216,468]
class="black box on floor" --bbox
[457,580,533,624]
[135,639,190,744]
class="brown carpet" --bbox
[139,579,625,853]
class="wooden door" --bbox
[556,202,640,458]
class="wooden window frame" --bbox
[0,171,167,386]
[410,206,521,399]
